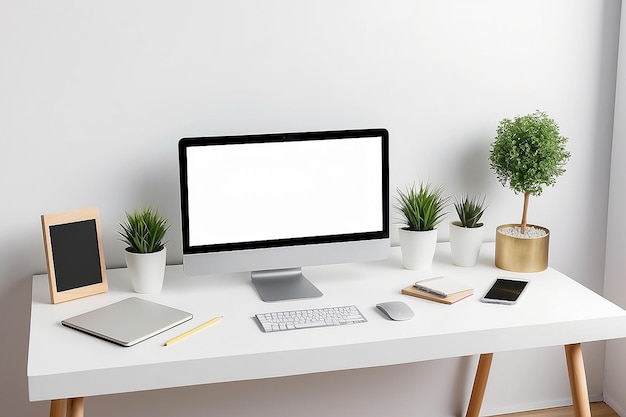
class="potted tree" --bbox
[449,194,487,267]
[118,206,169,293]
[489,110,570,272]
[395,181,450,270]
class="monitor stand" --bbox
[251,267,323,302]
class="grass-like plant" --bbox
[489,110,570,234]
[118,206,169,253]
[396,181,449,231]
[454,194,487,228]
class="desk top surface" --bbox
[27,243,626,401]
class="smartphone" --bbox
[480,277,529,305]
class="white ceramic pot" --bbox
[124,247,167,293]
[398,228,438,270]
[449,221,484,267]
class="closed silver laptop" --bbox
[61,297,193,347]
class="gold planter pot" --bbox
[495,224,549,272]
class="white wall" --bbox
[604,1,626,416]
[0,1,620,416]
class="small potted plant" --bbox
[489,110,570,272]
[449,194,487,266]
[395,181,450,270]
[118,206,169,293]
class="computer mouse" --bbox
[376,301,414,321]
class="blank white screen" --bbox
[186,136,384,247]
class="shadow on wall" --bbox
[0,232,50,415]
[447,136,493,196]
[112,151,184,267]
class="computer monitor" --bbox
[178,128,390,302]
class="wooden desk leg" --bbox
[465,353,494,417]
[66,398,85,417]
[49,398,84,417]
[50,399,66,417]
[565,344,591,417]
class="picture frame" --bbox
[41,207,108,304]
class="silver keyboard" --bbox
[255,305,367,333]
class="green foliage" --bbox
[395,181,450,231]
[454,194,487,228]
[489,110,570,196]
[118,206,169,254]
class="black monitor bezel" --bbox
[178,128,390,255]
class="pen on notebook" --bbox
[164,316,223,346]
[413,281,447,298]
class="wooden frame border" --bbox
[41,207,108,304]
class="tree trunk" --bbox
[521,192,530,234]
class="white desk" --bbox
[28,243,626,417]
